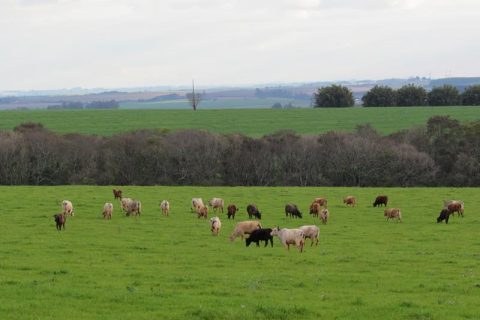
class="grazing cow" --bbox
[313,197,328,207]
[270,227,305,252]
[246,204,262,220]
[120,198,132,212]
[319,208,329,224]
[246,228,273,247]
[122,198,141,216]
[112,189,122,200]
[191,198,204,212]
[384,208,402,222]
[229,221,262,241]
[373,195,388,207]
[208,198,224,213]
[227,204,238,219]
[299,225,320,246]
[309,202,320,217]
[103,202,113,220]
[437,209,452,224]
[53,213,66,231]
[197,205,208,219]
[343,196,356,207]
[285,204,302,219]
[160,200,170,216]
[210,216,222,235]
[62,200,74,216]
[443,200,464,217]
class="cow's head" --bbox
[437,209,448,223]
[271,226,280,236]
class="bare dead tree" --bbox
[186,79,202,111]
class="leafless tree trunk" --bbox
[186,79,202,111]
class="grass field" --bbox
[1,107,480,136]
[0,186,478,319]
[120,98,310,109]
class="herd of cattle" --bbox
[53,190,466,252]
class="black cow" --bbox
[247,204,261,220]
[246,228,273,247]
[285,204,302,218]
[437,209,452,224]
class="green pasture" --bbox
[120,98,310,109]
[1,107,480,136]
[0,186,478,319]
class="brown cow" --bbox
[309,202,321,217]
[313,197,328,207]
[384,208,402,222]
[53,213,66,231]
[197,205,208,219]
[343,196,356,207]
[443,200,464,217]
[227,204,238,219]
[373,195,388,207]
[113,189,122,200]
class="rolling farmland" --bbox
[1,107,480,136]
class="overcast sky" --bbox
[0,0,479,90]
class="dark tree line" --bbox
[313,84,480,107]
[1,118,479,186]
[363,84,480,107]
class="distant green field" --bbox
[120,98,310,109]
[1,107,480,136]
[0,186,478,319]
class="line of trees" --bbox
[313,84,480,107]
[1,117,479,186]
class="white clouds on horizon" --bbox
[0,0,479,90]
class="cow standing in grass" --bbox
[373,195,388,207]
[103,202,113,220]
[54,213,66,231]
[285,204,302,219]
[227,204,238,219]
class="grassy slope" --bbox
[1,107,480,136]
[0,186,478,319]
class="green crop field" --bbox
[120,98,310,109]
[1,107,480,136]
[0,186,478,319]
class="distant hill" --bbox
[429,77,480,90]
[1,77,480,110]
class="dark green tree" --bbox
[461,85,480,105]
[361,85,396,107]
[396,84,427,106]
[313,85,354,108]
[427,85,461,106]
[426,115,463,176]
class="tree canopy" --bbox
[396,84,428,106]
[362,85,397,107]
[461,85,480,106]
[427,85,461,106]
[314,85,354,108]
